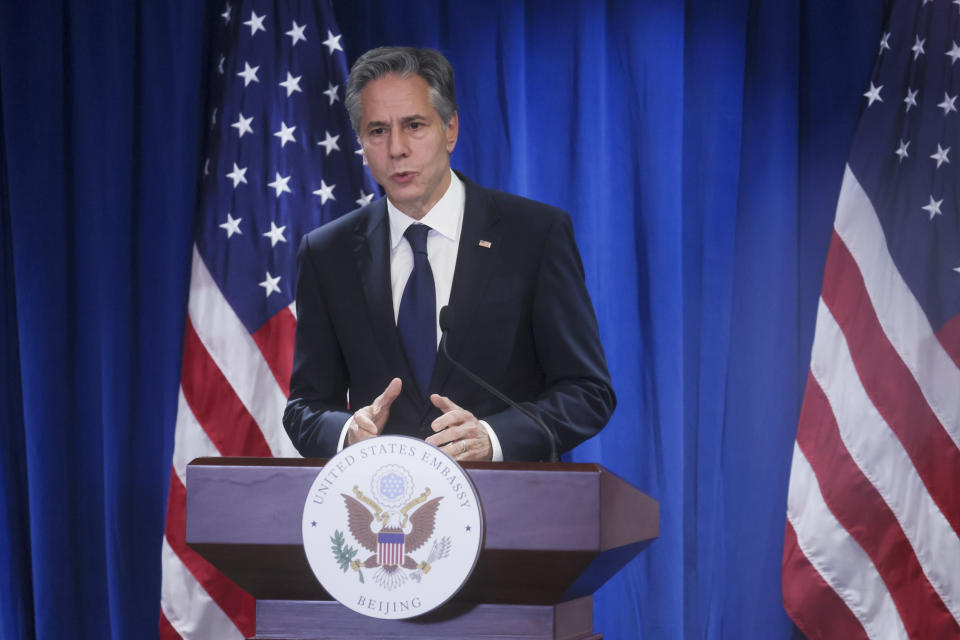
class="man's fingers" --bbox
[430,409,473,432]
[353,411,380,437]
[430,393,461,414]
[373,378,403,415]
[349,379,404,446]
[452,438,471,460]
[429,393,471,433]
[426,424,468,448]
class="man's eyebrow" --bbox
[365,114,429,130]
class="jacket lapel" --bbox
[429,175,501,397]
[352,201,422,408]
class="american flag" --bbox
[782,1,960,638]
[158,2,378,638]
[377,530,406,567]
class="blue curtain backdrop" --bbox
[0,1,885,638]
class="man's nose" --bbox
[388,128,409,157]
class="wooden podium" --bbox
[186,458,658,640]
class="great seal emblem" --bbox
[302,435,484,619]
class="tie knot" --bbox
[404,224,430,254]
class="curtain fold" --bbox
[0,1,209,638]
[1,1,883,637]
[1,59,36,640]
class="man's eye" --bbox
[408,122,422,130]
[370,127,385,136]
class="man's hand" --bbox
[346,378,402,446]
[426,394,493,461]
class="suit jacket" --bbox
[283,173,615,461]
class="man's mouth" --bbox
[391,171,417,184]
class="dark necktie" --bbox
[397,224,436,396]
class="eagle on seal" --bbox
[342,489,443,574]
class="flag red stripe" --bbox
[782,521,870,640]
[158,610,182,640]
[164,469,256,637]
[796,373,959,638]
[820,232,960,535]
[181,317,273,457]
[251,307,296,397]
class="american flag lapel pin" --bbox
[478,240,492,248]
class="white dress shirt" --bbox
[337,171,503,460]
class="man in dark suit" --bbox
[283,47,614,462]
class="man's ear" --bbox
[445,112,459,153]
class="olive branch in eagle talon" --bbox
[330,530,365,583]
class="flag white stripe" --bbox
[787,444,908,640]
[160,538,245,640]
[187,246,299,458]
[811,298,960,624]
[834,164,960,450]
[288,301,297,319]
[172,387,221,486]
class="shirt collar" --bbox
[388,170,464,249]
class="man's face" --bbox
[357,73,459,220]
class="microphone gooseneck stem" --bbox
[437,313,559,463]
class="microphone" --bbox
[438,306,558,462]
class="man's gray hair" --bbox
[345,46,458,132]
